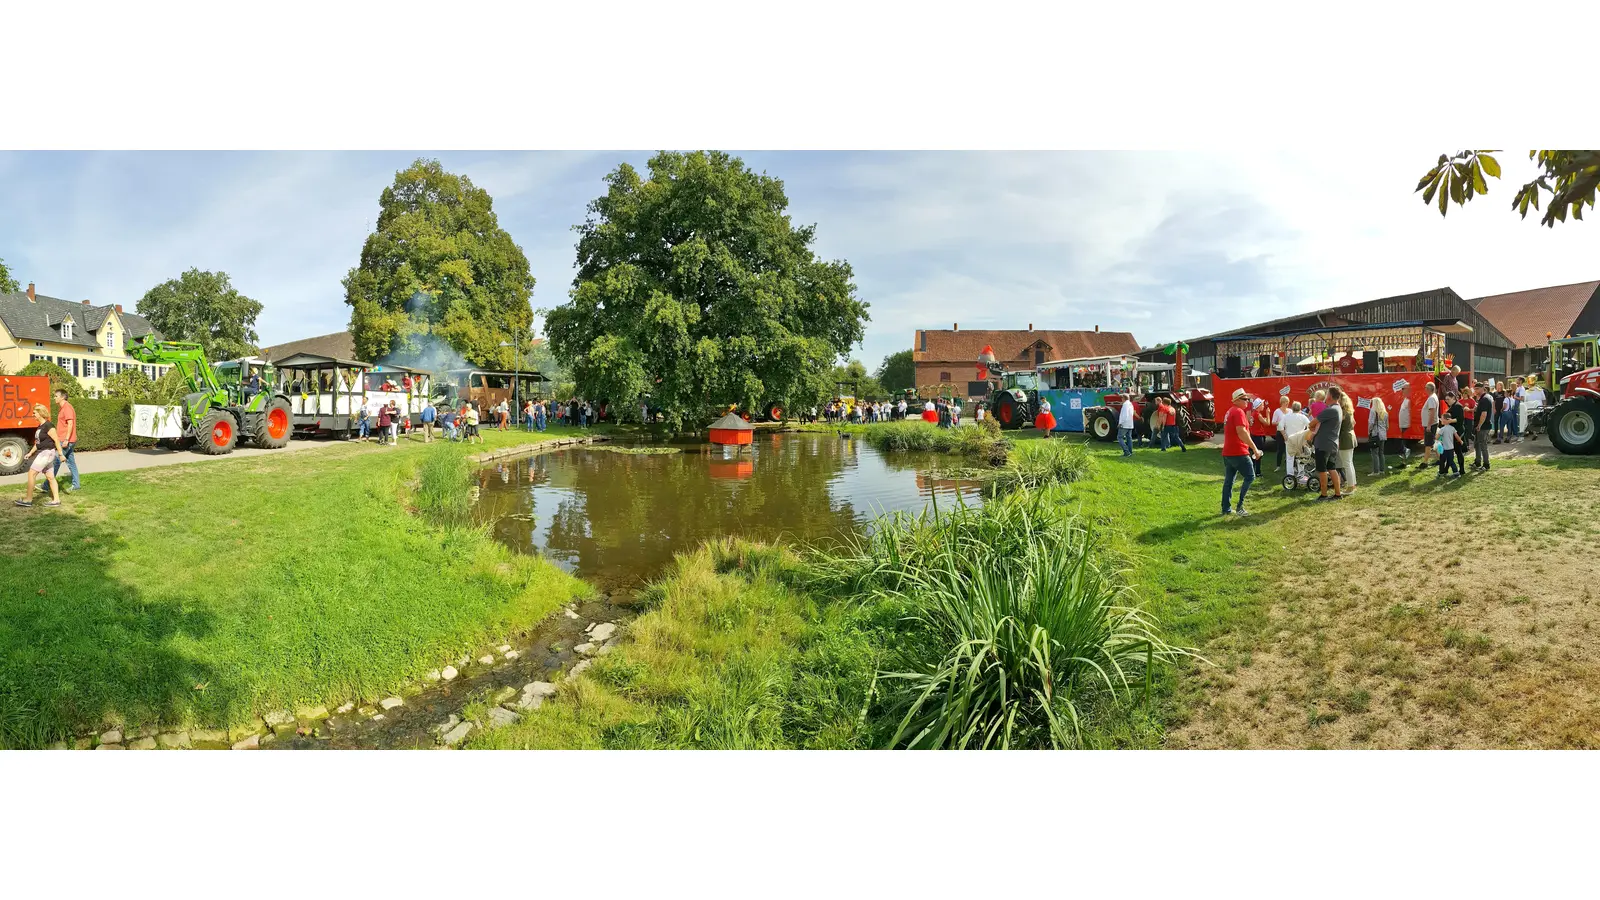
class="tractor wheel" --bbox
[251,397,293,449]
[198,410,238,455]
[1191,396,1215,423]
[993,393,1025,429]
[1549,398,1600,455]
[1088,410,1115,442]
[0,435,27,476]
[765,402,785,423]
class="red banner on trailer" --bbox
[1212,371,1448,441]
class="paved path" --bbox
[0,437,340,486]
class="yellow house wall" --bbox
[0,311,170,395]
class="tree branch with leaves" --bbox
[1418,150,1600,226]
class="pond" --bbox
[471,431,984,594]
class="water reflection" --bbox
[473,433,983,594]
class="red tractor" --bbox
[1082,362,1214,444]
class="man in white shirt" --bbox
[1271,397,1291,472]
[1396,382,1413,459]
[1524,380,1546,437]
[1117,397,1136,457]
[1417,382,1440,470]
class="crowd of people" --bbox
[812,397,919,423]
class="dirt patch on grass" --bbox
[1170,460,1600,749]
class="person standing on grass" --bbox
[388,400,402,444]
[375,402,392,446]
[1250,397,1272,475]
[1280,401,1309,481]
[1117,395,1136,458]
[1368,396,1388,475]
[50,388,80,494]
[1417,382,1440,470]
[420,398,436,443]
[16,404,63,508]
[1156,396,1182,451]
[1220,388,1260,516]
[1473,382,1494,471]
[1445,390,1467,476]
[1302,390,1343,501]
[1336,389,1357,494]
[465,402,482,444]
[1271,396,1291,471]
[1436,412,1461,478]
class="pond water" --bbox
[471,432,984,594]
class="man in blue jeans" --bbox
[1116,396,1136,457]
[51,389,80,493]
[1221,388,1261,516]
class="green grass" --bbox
[0,425,602,747]
[791,420,1007,458]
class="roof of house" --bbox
[260,330,358,363]
[913,328,1141,365]
[0,289,159,348]
[1469,280,1600,349]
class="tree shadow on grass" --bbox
[0,503,241,748]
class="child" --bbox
[1436,419,1461,477]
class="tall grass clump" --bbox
[987,438,1092,494]
[413,444,475,528]
[858,421,1005,457]
[809,492,1194,748]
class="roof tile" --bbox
[1471,281,1600,349]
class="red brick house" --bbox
[911,323,1141,397]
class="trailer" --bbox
[0,375,51,476]
[274,353,374,439]
[1071,359,1215,443]
[1204,320,1472,442]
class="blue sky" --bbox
[1,150,1596,369]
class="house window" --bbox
[106,327,116,349]
[30,354,47,364]
[62,319,74,340]
[1034,349,1045,365]
[919,332,927,352]
[34,341,44,348]
[939,371,952,383]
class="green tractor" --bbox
[986,370,1041,429]
[126,336,293,455]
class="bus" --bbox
[439,369,548,413]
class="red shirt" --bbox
[56,400,77,444]
[1160,402,1176,427]
[1222,406,1252,457]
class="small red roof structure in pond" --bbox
[708,412,754,446]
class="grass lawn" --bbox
[0,424,606,748]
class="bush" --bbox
[17,360,84,398]
[103,366,156,402]
[988,438,1092,494]
[413,444,475,529]
[67,397,156,451]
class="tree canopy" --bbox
[1418,151,1599,226]
[137,268,262,360]
[544,151,867,430]
[18,359,84,398]
[875,349,915,393]
[0,256,17,294]
[344,159,535,370]
[833,358,885,399]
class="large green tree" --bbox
[1418,151,1599,226]
[545,151,867,429]
[833,358,885,399]
[0,256,18,294]
[344,159,535,369]
[137,268,262,360]
[875,349,915,393]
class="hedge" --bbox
[55,397,157,452]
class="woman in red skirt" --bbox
[1034,396,1056,437]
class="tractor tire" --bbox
[1088,410,1116,442]
[0,435,27,476]
[251,397,293,449]
[993,393,1026,429]
[1549,398,1600,455]
[765,402,785,423]
[1191,396,1215,423]
[198,410,238,455]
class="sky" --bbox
[1,150,1595,369]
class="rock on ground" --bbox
[441,666,459,681]
[99,729,123,745]
[497,645,512,653]
[158,732,192,749]
[231,734,260,750]
[589,623,618,642]
[295,705,329,720]
[491,686,518,706]
[442,721,475,747]
[477,655,495,666]
[503,650,520,660]
[264,710,295,728]
[568,659,593,678]
[335,702,355,714]
[574,643,596,656]
[487,707,520,728]
[380,697,404,710]
[424,670,442,682]
[95,743,124,750]
[432,715,461,736]
[563,608,580,620]
[516,682,557,710]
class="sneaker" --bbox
[1315,495,1330,502]
[1453,472,1463,479]
[44,500,60,507]
[1329,493,1345,501]
[14,499,32,507]
[64,486,78,494]
[1233,509,1249,517]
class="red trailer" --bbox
[1,375,52,476]
[1204,321,1473,442]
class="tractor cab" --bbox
[1544,334,1600,390]
[214,357,277,406]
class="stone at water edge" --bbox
[568,659,593,678]
[497,645,512,654]
[95,743,125,750]
[487,708,520,729]
[563,608,580,620]
[295,705,330,721]
[231,734,260,750]
[380,697,404,710]
[263,710,296,732]
[589,623,618,642]
[372,714,386,723]
[596,643,615,656]
[99,729,123,746]
[424,670,442,682]
[157,732,192,750]
[503,650,520,660]
[491,686,518,706]
[477,655,495,666]
[432,715,461,736]
[357,707,378,718]
[573,643,596,656]
[457,656,471,667]
[441,666,459,681]
[260,732,278,746]
[127,737,158,750]
[191,728,228,744]
[442,721,475,747]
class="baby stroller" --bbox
[1281,428,1315,492]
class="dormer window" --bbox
[106,327,116,349]
[61,318,74,340]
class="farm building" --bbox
[1137,286,1515,382]
[1469,279,1600,376]
[911,323,1140,398]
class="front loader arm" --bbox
[125,336,227,400]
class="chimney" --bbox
[1027,323,1033,332]
[115,304,123,314]
[82,299,91,305]
[26,282,36,302]
[1094,324,1100,333]
[952,322,959,332]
